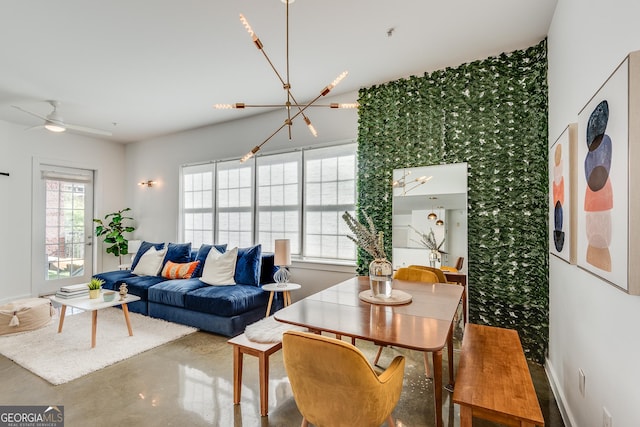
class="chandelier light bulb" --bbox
[304,117,318,137]
[332,103,359,109]
[240,146,260,163]
[239,14,255,38]
[321,71,349,96]
[330,71,348,89]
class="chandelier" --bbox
[215,0,358,163]
[392,170,432,195]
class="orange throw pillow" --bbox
[161,260,200,279]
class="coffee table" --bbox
[50,293,141,348]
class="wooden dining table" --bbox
[274,276,464,427]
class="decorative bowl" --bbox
[103,291,116,302]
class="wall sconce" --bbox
[139,180,156,187]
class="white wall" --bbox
[124,92,359,291]
[0,120,126,303]
[547,1,640,426]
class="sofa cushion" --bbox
[148,278,207,308]
[161,260,199,279]
[93,270,136,291]
[133,246,167,276]
[192,244,228,277]
[185,284,269,317]
[131,241,165,271]
[123,275,167,301]
[235,244,262,286]
[201,247,238,286]
[162,242,192,269]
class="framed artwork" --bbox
[576,51,640,294]
[549,123,577,264]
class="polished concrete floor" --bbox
[0,324,565,427]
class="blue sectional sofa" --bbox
[93,242,281,337]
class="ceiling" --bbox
[0,0,556,143]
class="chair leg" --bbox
[423,352,431,377]
[301,417,309,427]
[373,345,384,366]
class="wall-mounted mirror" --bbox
[392,163,468,273]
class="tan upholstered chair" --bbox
[406,265,447,283]
[282,330,405,427]
[393,266,439,283]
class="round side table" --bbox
[262,283,301,317]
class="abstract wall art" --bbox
[576,50,640,294]
[549,123,577,264]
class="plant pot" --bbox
[369,258,393,298]
[89,289,100,299]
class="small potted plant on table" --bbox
[88,278,104,299]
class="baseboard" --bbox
[545,357,577,427]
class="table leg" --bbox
[447,323,455,386]
[91,310,98,348]
[233,346,243,405]
[459,405,472,427]
[258,350,269,416]
[462,287,468,325]
[265,292,275,317]
[432,349,443,427]
[122,303,134,336]
[57,305,67,333]
[284,291,291,306]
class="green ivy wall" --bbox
[356,40,548,363]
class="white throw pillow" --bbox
[200,247,238,286]
[132,246,167,276]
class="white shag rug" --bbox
[244,315,306,343]
[0,307,197,385]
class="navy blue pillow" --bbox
[162,242,192,269]
[131,241,165,271]
[192,244,228,278]
[234,244,262,286]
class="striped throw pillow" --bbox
[161,260,200,279]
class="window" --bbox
[256,152,302,253]
[304,145,357,260]
[180,142,357,262]
[217,159,254,248]
[182,164,215,248]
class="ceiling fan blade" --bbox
[12,105,48,121]
[64,122,113,136]
[25,124,45,131]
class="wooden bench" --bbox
[453,324,545,427]
[227,333,282,417]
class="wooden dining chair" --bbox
[283,331,405,427]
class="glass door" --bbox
[33,165,94,296]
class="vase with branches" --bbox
[409,225,447,267]
[93,208,136,265]
[342,211,393,298]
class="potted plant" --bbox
[88,278,104,299]
[93,208,136,265]
[342,211,393,298]
[408,225,447,267]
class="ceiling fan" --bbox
[12,100,112,136]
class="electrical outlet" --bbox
[603,407,612,427]
[578,368,586,396]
